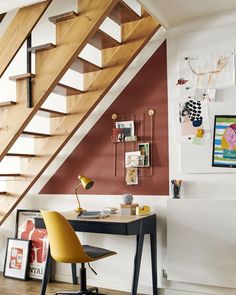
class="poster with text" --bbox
[16,210,48,280]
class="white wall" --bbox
[166,8,236,295]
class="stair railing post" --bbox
[27,33,32,108]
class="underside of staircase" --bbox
[0,0,161,225]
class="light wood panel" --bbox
[0,275,141,295]
[0,0,51,77]
[1,13,160,225]
[49,11,78,24]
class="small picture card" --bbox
[115,121,135,138]
[125,151,141,168]
[138,143,150,167]
[125,167,138,185]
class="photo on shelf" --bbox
[115,121,135,139]
[125,151,141,168]
[3,238,30,280]
[125,167,138,185]
[138,143,150,167]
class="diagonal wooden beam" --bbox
[0,0,52,78]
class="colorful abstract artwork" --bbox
[179,99,210,140]
[212,116,236,168]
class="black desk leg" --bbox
[71,263,78,284]
[150,232,158,295]
[131,233,144,295]
[40,246,52,295]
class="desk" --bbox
[35,213,157,295]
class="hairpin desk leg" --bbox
[40,246,52,295]
[71,263,78,284]
[131,226,144,295]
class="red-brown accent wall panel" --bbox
[40,42,169,196]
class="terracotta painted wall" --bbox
[41,42,169,196]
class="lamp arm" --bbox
[74,184,81,210]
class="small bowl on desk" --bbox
[122,194,133,205]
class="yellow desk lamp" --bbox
[74,175,94,214]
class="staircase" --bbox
[0,0,161,225]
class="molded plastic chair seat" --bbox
[41,210,116,295]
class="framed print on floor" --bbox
[3,238,30,280]
[15,210,48,280]
[212,115,236,168]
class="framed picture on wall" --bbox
[15,210,48,280]
[3,238,30,280]
[212,115,236,168]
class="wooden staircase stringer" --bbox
[0,13,161,225]
[0,0,52,78]
[0,0,119,161]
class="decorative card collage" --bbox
[177,49,236,168]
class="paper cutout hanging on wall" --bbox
[178,49,235,101]
[179,99,210,141]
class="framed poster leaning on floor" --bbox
[15,210,48,280]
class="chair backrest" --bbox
[41,210,91,263]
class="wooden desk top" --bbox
[61,210,155,223]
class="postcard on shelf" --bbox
[125,167,138,185]
[125,151,141,168]
[138,143,150,167]
[115,121,135,139]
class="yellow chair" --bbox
[41,210,116,295]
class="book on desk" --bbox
[77,211,110,219]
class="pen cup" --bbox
[171,180,182,199]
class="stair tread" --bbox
[54,83,83,96]
[38,108,68,117]
[9,73,35,81]
[0,101,16,107]
[0,173,20,176]
[22,131,51,137]
[109,1,140,24]
[49,11,78,24]
[89,29,120,50]
[7,153,35,157]
[28,43,56,53]
[70,57,101,74]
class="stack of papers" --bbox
[78,211,110,219]
[103,207,119,214]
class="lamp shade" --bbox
[78,175,94,190]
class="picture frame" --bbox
[125,151,141,168]
[115,121,135,140]
[125,167,138,185]
[15,210,49,280]
[3,238,30,280]
[138,143,150,167]
[212,115,236,168]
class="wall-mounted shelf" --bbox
[112,109,155,180]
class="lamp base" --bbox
[75,207,84,215]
